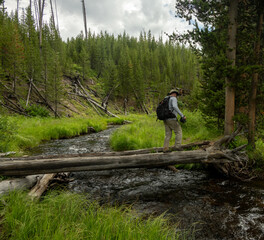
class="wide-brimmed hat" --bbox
[169,89,179,95]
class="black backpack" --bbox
[156,97,176,120]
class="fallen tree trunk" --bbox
[0,100,29,116]
[0,149,239,176]
[0,175,43,195]
[102,84,119,108]
[73,77,120,118]
[26,81,32,106]
[0,141,210,161]
[132,86,149,114]
[29,173,56,199]
[28,79,59,117]
[3,95,25,112]
[0,128,249,179]
[59,102,80,115]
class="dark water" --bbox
[29,127,264,240]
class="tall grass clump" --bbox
[0,191,183,240]
[0,116,16,152]
[110,111,221,151]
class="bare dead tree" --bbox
[81,0,88,39]
[16,0,19,19]
[102,84,119,111]
[1,1,7,14]
[38,0,45,54]
[54,0,59,32]
[33,0,39,31]
[49,0,56,28]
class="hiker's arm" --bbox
[171,97,184,118]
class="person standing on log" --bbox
[163,89,186,152]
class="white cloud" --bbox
[5,0,192,41]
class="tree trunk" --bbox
[0,175,42,195]
[248,4,263,147]
[72,79,119,118]
[224,0,238,135]
[13,62,16,94]
[0,149,240,176]
[38,0,45,54]
[26,81,32,106]
[124,97,127,115]
[81,0,88,39]
[0,141,210,161]
[16,0,19,19]
[50,0,56,28]
[54,69,58,118]
[29,173,56,199]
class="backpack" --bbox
[156,97,176,120]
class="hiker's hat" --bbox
[169,89,179,95]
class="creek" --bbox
[29,126,264,240]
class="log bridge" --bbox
[0,137,247,177]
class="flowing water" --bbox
[29,127,264,240]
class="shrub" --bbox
[25,104,50,117]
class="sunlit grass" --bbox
[0,191,184,240]
[248,138,264,169]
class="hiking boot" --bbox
[167,165,179,172]
[173,145,183,151]
[163,147,170,153]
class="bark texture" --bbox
[224,0,238,135]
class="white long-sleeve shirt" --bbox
[168,96,184,119]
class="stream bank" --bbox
[29,127,264,240]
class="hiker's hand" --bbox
[180,116,186,123]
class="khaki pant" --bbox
[163,119,182,149]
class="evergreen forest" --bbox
[0,2,198,119]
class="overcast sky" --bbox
[5,0,192,41]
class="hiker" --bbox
[163,89,186,152]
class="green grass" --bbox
[248,138,264,169]
[0,191,185,240]
[110,110,221,151]
[1,116,125,154]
